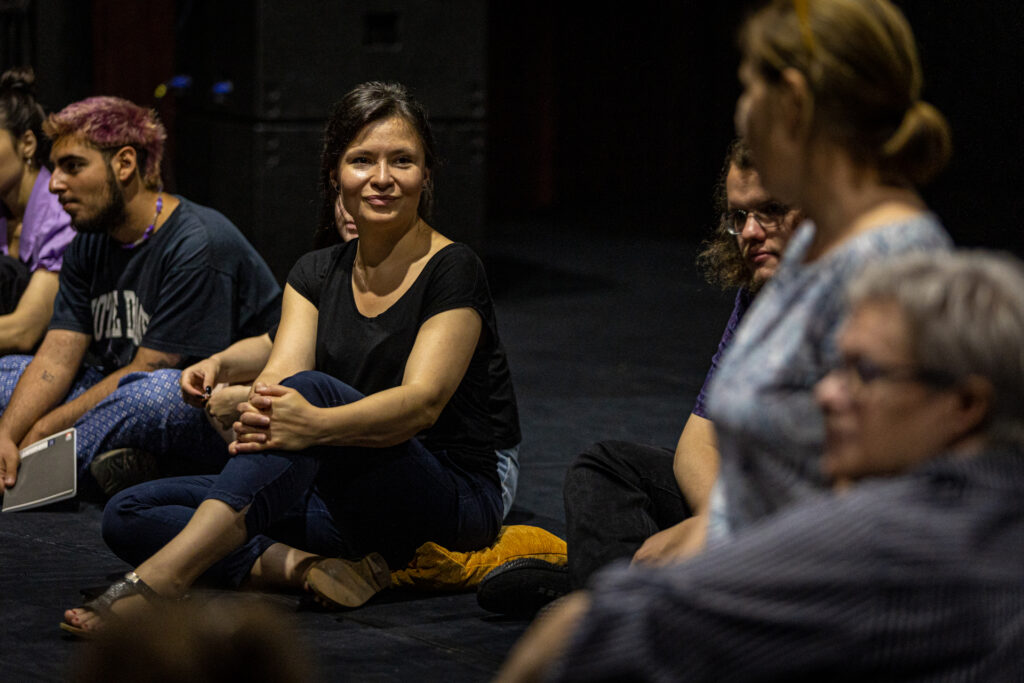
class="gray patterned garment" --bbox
[706,215,952,537]
[552,447,1024,682]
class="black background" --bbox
[6,0,1022,278]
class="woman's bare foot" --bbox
[62,570,181,635]
[64,499,250,635]
[63,605,109,632]
[63,594,147,633]
[247,543,322,592]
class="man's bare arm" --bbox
[0,329,90,490]
[21,345,182,447]
[672,413,719,516]
[0,329,90,445]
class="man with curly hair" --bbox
[477,140,802,617]
[0,97,280,498]
[697,139,795,294]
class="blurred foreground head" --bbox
[736,0,950,198]
[71,599,317,683]
[817,250,1024,480]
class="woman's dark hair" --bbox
[0,66,49,168]
[313,81,437,249]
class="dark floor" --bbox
[0,222,735,681]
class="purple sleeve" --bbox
[22,169,76,272]
[33,220,76,272]
[692,288,753,418]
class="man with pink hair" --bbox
[0,96,280,498]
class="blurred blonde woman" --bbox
[705,0,954,539]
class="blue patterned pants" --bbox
[0,356,229,493]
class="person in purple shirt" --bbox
[0,67,75,353]
[476,140,803,617]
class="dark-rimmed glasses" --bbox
[724,204,790,236]
[830,355,958,392]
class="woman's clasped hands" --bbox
[230,382,321,454]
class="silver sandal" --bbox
[60,571,163,637]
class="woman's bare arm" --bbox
[0,269,60,353]
[232,307,482,453]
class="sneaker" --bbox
[89,448,161,497]
[476,558,570,618]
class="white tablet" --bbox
[2,428,77,512]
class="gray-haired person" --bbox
[499,250,1024,682]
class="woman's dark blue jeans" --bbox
[102,371,503,587]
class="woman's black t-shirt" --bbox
[287,240,519,483]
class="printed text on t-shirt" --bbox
[90,290,150,345]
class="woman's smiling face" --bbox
[337,115,429,234]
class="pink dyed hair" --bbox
[43,96,166,190]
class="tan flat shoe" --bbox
[305,553,390,609]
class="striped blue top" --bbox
[554,445,1024,682]
[706,215,952,535]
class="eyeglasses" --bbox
[830,355,958,392]
[724,204,790,236]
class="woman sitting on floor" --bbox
[179,154,520,520]
[0,67,75,354]
[63,81,515,633]
[180,196,522,520]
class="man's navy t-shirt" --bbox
[50,196,281,372]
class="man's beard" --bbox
[747,269,768,294]
[71,167,128,235]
